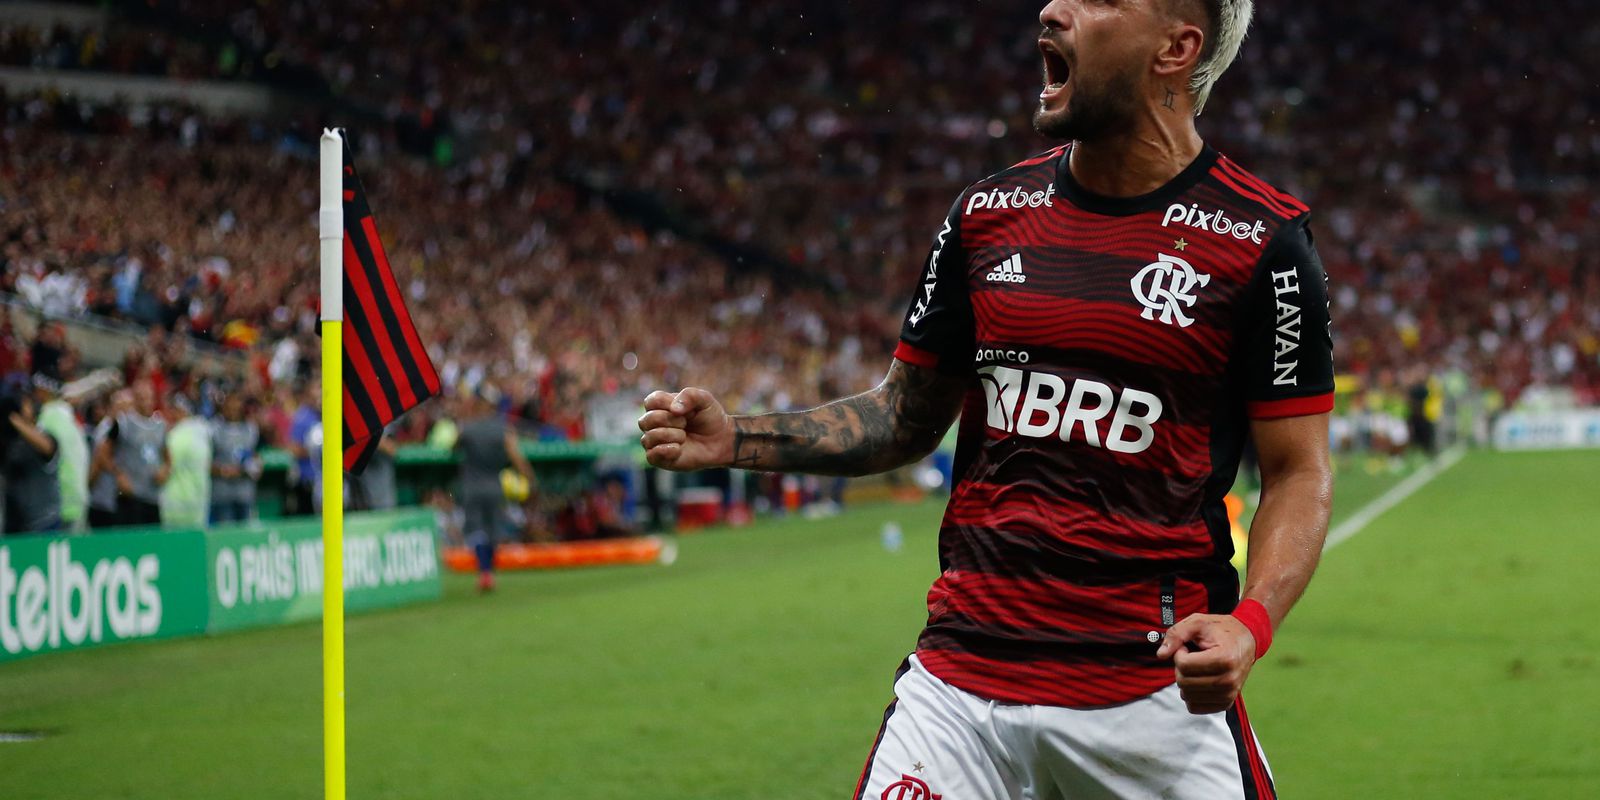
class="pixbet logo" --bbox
[965,184,1055,215]
[978,366,1164,454]
[1132,253,1210,328]
[882,774,941,800]
[1162,202,1266,243]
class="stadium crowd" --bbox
[0,312,268,535]
[115,0,1597,409]
[2,84,885,425]
[1,0,1595,528]
[2,20,234,82]
[0,311,645,540]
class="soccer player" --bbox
[638,1,1331,797]
[454,384,535,593]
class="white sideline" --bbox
[1323,446,1467,552]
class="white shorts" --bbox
[854,656,1276,800]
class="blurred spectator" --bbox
[261,384,296,450]
[158,396,211,528]
[209,392,261,525]
[87,389,134,528]
[350,425,399,512]
[3,387,61,534]
[31,373,88,532]
[27,322,67,380]
[307,420,326,514]
[0,309,21,377]
[94,381,167,526]
[286,380,319,516]
[425,486,464,548]
[563,478,638,540]
[427,400,460,450]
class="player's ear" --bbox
[1153,20,1205,79]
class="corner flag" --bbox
[317,128,441,800]
[336,138,441,474]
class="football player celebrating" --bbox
[640,1,1329,797]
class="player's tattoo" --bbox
[729,360,965,476]
[1163,88,1177,111]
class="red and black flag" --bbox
[339,142,440,474]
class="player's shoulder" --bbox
[975,143,1069,189]
[951,144,1068,217]
[1203,150,1312,229]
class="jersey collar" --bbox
[1054,143,1218,217]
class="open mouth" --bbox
[1039,39,1070,100]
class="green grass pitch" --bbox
[1,449,1596,798]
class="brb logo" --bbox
[882,775,941,800]
[979,366,1163,454]
[1132,254,1210,329]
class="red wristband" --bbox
[1231,599,1274,659]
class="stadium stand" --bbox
[1,0,1595,533]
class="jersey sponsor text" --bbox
[1161,202,1266,243]
[1271,268,1301,386]
[974,348,1030,364]
[965,184,1055,216]
[908,217,955,328]
[979,366,1163,454]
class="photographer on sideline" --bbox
[3,386,62,534]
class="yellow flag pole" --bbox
[318,128,347,800]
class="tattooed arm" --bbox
[637,359,967,476]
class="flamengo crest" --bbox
[1131,253,1210,328]
[882,774,941,800]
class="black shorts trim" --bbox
[853,658,912,800]
[1225,697,1276,799]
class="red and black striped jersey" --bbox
[895,144,1333,709]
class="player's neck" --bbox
[1068,117,1204,199]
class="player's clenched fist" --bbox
[638,387,735,471]
[1155,613,1258,715]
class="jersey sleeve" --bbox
[1240,216,1335,419]
[895,196,973,375]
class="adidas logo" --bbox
[985,254,1026,284]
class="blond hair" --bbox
[1190,0,1253,115]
